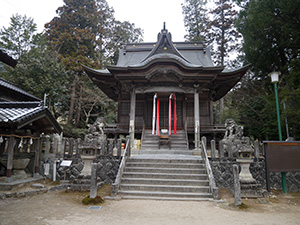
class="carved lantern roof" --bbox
[83,26,249,101]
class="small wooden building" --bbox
[84,26,248,149]
[0,78,62,180]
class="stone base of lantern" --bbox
[237,158,267,198]
[240,181,265,198]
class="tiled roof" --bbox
[0,78,41,101]
[0,102,43,123]
[0,102,62,133]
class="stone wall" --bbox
[93,156,121,184]
[210,158,300,192]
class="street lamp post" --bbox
[269,71,287,193]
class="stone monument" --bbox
[79,118,107,175]
[222,119,265,198]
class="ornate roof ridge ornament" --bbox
[141,22,191,63]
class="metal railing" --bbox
[111,136,130,196]
[201,139,219,200]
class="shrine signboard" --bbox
[263,141,300,191]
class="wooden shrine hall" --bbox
[83,25,249,150]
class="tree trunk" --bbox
[75,88,82,127]
[68,75,77,124]
[219,1,225,123]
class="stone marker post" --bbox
[45,135,51,155]
[53,134,59,154]
[233,164,241,206]
[228,142,233,158]
[219,140,224,158]
[68,138,74,157]
[61,138,66,157]
[108,139,114,156]
[117,139,122,158]
[76,138,81,156]
[90,163,98,198]
[211,140,216,159]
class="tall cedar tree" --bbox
[45,0,143,126]
[209,0,241,66]
[236,0,300,140]
[181,0,209,42]
[45,0,103,125]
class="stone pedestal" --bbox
[0,158,30,180]
[237,158,264,198]
[237,158,255,183]
[81,155,96,176]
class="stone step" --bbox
[120,184,210,193]
[118,190,213,199]
[138,149,192,154]
[126,162,204,169]
[125,167,206,174]
[121,178,209,186]
[122,172,208,180]
[142,139,187,143]
[120,195,213,201]
[127,157,203,164]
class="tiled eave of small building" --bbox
[0,102,62,134]
[0,78,41,102]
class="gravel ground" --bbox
[0,182,300,225]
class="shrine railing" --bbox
[201,139,219,200]
[111,136,131,196]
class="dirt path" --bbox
[0,186,300,225]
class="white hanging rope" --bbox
[152,93,157,135]
[169,93,173,135]
[18,137,23,149]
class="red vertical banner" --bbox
[174,94,177,135]
[156,98,160,135]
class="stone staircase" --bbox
[141,130,189,154]
[118,156,213,201]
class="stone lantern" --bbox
[236,139,264,198]
[236,142,255,183]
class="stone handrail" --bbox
[184,122,189,150]
[201,139,219,200]
[111,137,130,196]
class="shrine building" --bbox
[83,26,249,150]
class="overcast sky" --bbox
[0,0,189,42]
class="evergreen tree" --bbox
[0,14,39,59]
[45,0,143,126]
[209,0,242,66]
[181,0,209,42]
[0,15,67,117]
[236,0,300,139]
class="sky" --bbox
[0,0,188,42]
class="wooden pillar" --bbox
[129,88,136,149]
[6,136,16,179]
[183,95,187,131]
[34,137,42,177]
[194,89,200,150]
